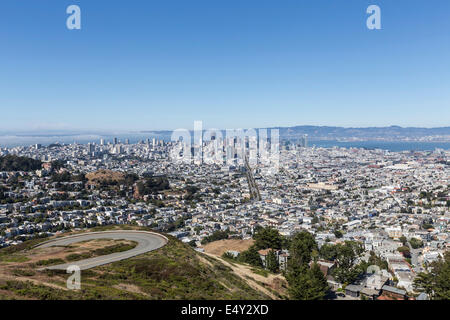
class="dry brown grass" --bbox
[85,170,125,185]
[203,252,288,300]
[0,239,132,278]
[200,239,288,299]
[202,239,254,256]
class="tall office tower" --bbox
[300,134,308,148]
[125,138,130,145]
[100,139,105,146]
[152,138,156,146]
[146,138,150,145]
[88,143,94,153]
[113,137,118,145]
[35,144,42,149]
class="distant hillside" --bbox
[142,125,450,142]
[274,125,450,141]
[0,226,273,300]
[0,155,42,172]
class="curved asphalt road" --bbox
[34,231,168,271]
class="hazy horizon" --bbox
[1,124,450,135]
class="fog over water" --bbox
[1,132,450,152]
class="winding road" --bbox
[34,230,168,270]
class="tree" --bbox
[332,241,364,284]
[0,155,42,172]
[285,231,327,300]
[319,243,338,261]
[409,238,423,249]
[399,236,408,246]
[368,251,388,270]
[253,226,283,250]
[222,252,237,260]
[200,230,229,245]
[266,250,279,273]
[397,246,411,258]
[333,229,343,239]
[288,231,318,270]
[239,245,263,268]
[188,240,197,248]
[287,263,328,300]
[414,252,450,300]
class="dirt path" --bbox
[203,252,286,300]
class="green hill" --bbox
[0,155,42,172]
[0,227,271,300]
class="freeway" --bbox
[34,230,168,270]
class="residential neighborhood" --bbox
[0,138,448,300]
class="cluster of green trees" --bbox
[164,214,192,232]
[318,241,367,284]
[0,155,42,172]
[414,252,450,300]
[409,238,423,249]
[234,226,287,271]
[0,186,8,200]
[286,231,329,300]
[51,171,87,183]
[136,176,170,195]
[183,185,202,201]
[400,235,424,249]
[50,159,66,171]
[422,218,434,230]
[397,246,411,258]
[330,242,365,284]
[238,227,329,299]
[239,226,376,299]
[220,225,394,300]
[238,245,264,268]
[252,226,285,250]
[200,230,230,245]
[366,251,389,270]
[122,173,139,186]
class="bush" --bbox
[201,230,229,245]
[66,252,93,261]
[35,258,66,266]
[0,155,42,171]
[13,269,36,277]
[239,245,263,268]
[409,238,423,249]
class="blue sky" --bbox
[0,0,449,131]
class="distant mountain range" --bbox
[271,125,450,141]
[143,125,450,142]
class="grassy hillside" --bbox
[0,227,271,300]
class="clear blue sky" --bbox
[0,0,449,131]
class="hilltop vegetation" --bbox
[0,226,271,300]
[0,155,42,172]
[85,170,127,186]
[135,176,170,197]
